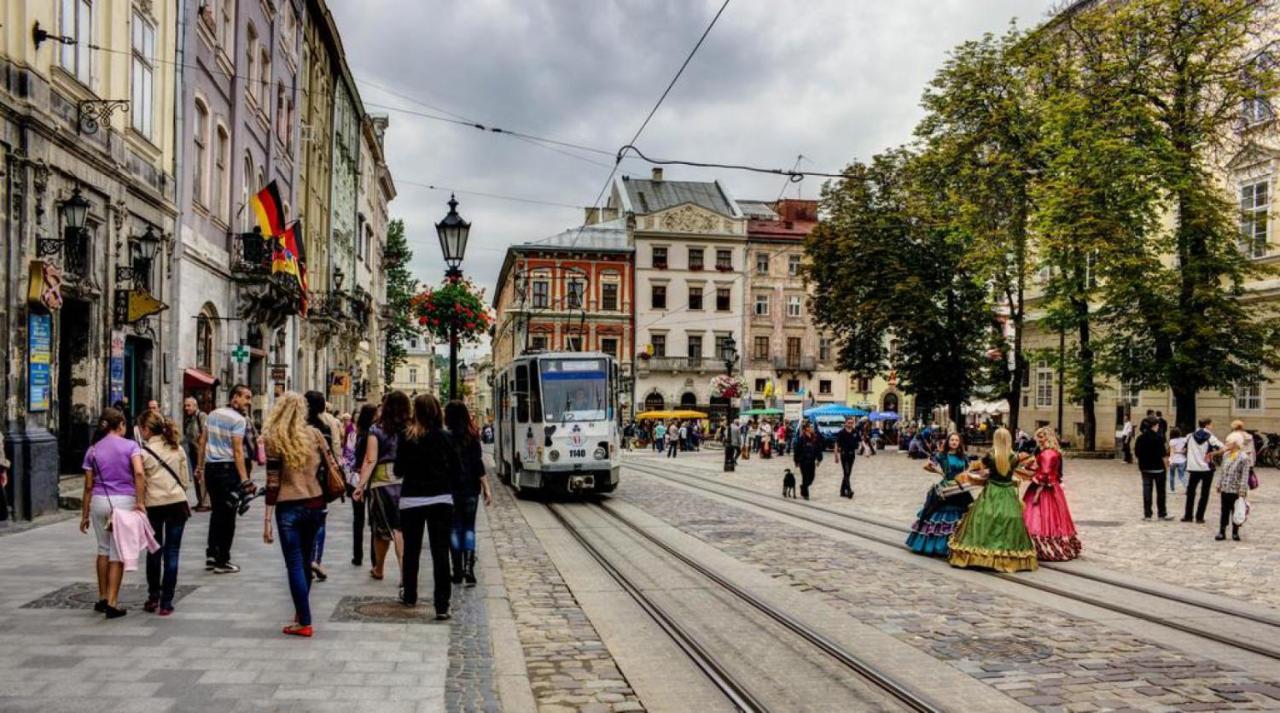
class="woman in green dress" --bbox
[948,427,1038,573]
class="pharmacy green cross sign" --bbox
[231,344,250,364]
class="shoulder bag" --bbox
[141,444,192,519]
[315,433,346,503]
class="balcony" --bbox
[772,355,817,373]
[230,230,273,280]
[635,356,721,375]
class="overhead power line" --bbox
[616,144,848,182]
[396,180,582,209]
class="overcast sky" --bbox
[328,0,1058,356]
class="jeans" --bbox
[275,502,324,626]
[799,462,816,500]
[1184,470,1214,521]
[146,506,186,608]
[401,503,454,613]
[667,440,678,457]
[348,485,367,565]
[1168,462,1188,491]
[1219,492,1241,536]
[204,464,240,565]
[312,520,326,564]
[1141,471,1167,518]
[839,452,855,497]
[451,495,480,553]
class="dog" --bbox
[782,468,797,499]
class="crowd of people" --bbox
[76,386,491,634]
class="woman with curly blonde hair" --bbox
[261,392,331,637]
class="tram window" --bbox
[540,358,607,422]
[529,364,543,423]
[515,365,529,422]
[609,360,618,422]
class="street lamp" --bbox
[132,224,161,289]
[436,195,471,400]
[722,335,739,472]
[42,186,91,258]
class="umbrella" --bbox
[803,403,867,418]
[635,409,709,420]
[868,411,901,421]
[740,407,785,416]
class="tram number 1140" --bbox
[568,449,586,459]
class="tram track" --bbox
[547,500,947,713]
[623,457,1280,663]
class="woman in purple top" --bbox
[79,407,147,619]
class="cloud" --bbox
[329,0,1057,320]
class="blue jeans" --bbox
[1168,462,1188,491]
[312,519,326,564]
[451,495,480,553]
[276,503,325,626]
[146,505,186,609]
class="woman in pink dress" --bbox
[1022,427,1082,561]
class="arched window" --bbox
[196,304,219,372]
[245,23,258,104]
[680,392,698,407]
[193,99,209,206]
[883,393,899,414]
[644,393,665,412]
[213,123,229,220]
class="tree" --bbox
[382,219,418,384]
[1080,0,1280,432]
[436,371,472,401]
[916,27,1043,432]
[806,149,989,428]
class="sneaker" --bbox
[104,605,128,620]
[1180,517,1192,522]
[1143,516,1152,521]
[158,607,174,617]
[1159,515,1174,521]
[143,597,159,613]
[434,611,451,621]
[1215,533,1226,541]
[94,599,107,613]
[1233,533,1241,541]
[212,563,241,574]
[205,558,216,571]
[1195,519,1206,524]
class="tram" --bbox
[493,350,621,495]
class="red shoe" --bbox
[282,624,313,637]
[158,608,174,617]
[143,597,159,613]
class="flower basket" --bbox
[410,277,492,345]
[710,374,747,399]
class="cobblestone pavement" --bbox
[486,482,645,712]
[626,447,1280,612]
[446,577,501,713]
[617,454,1280,711]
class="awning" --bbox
[183,368,219,390]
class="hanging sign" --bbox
[28,313,52,412]
[109,330,126,406]
[27,261,63,310]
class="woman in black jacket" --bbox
[793,421,824,500]
[444,401,492,586]
[394,394,462,619]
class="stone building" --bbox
[388,334,436,397]
[351,113,395,407]
[1,0,181,518]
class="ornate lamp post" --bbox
[722,335,739,472]
[435,195,470,401]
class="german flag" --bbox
[274,221,309,316]
[250,181,286,239]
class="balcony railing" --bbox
[772,355,817,372]
[636,356,720,373]
[230,230,272,278]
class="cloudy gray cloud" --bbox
[329,0,1057,310]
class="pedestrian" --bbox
[623,421,635,451]
[1135,418,1172,521]
[793,421,824,500]
[1230,420,1257,466]
[79,407,147,619]
[304,391,340,583]
[183,397,211,512]
[1022,427,1081,561]
[1156,411,1169,441]
[906,433,974,558]
[261,392,331,638]
[1216,431,1251,542]
[396,394,462,619]
[353,391,410,581]
[948,427,1038,572]
[654,421,667,453]
[349,404,377,568]
[1167,427,1188,493]
[678,421,689,453]
[136,411,191,616]
[1183,417,1223,524]
[445,401,493,586]
[0,429,9,522]
[759,420,773,459]
[1118,416,1135,463]
[198,385,255,574]
[834,416,860,499]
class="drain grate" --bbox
[331,595,445,624]
[932,635,1053,663]
[23,582,197,610]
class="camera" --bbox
[223,480,263,516]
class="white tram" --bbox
[493,351,621,494]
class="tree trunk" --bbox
[1172,386,1197,434]
[1072,294,1097,452]
[948,401,963,434]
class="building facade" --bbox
[388,334,436,397]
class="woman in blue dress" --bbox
[906,433,975,557]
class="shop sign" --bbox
[269,364,288,381]
[27,261,63,310]
[28,313,52,412]
[329,370,351,395]
[109,331,126,406]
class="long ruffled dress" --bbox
[948,455,1038,572]
[1022,449,1082,561]
[906,453,974,557]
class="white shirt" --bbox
[1185,430,1223,471]
[1168,436,1188,465]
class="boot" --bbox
[450,549,464,584]
[463,551,477,587]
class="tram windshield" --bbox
[539,358,609,422]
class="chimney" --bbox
[651,167,664,181]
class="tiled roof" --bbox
[620,177,738,217]
[518,218,630,252]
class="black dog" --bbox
[782,468,797,499]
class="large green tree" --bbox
[382,218,418,384]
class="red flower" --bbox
[418,316,428,326]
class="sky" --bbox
[328,0,1059,356]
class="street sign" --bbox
[232,344,250,363]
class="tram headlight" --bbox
[548,449,560,462]
[594,447,608,461]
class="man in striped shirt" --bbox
[198,385,254,573]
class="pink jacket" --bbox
[110,509,160,571]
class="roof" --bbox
[519,218,630,253]
[617,176,740,218]
[745,199,819,241]
[738,201,780,220]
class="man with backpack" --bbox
[1183,417,1223,523]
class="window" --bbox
[753,336,770,360]
[819,337,832,362]
[788,254,802,277]
[857,377,871,393]
[193,102,209,207]
[245,25,258,104]
[219,0,233,51]
[259,48,272,109]
[716,287,730,311]
[688,286,703,310]
[1241,180,1269,258]
[567,279,584,309]
[754,294,770,316]
[409,338,418,349]
[1035,360,1054,408]
[531,280,549,308]
[715,335,731,362]
[61,0,93,84]
[653,246,668,269]
[1119,381,1140,407]
[716,249,732,270]
[601,282,618,311]
[687,335,703,362]
[408,367,418,384]
[1243,56,1274,125]
[688,248,704,271]
[819,380,832,395]
[651,334,666,357]
[196,314,214,371]
[567,336,583,351]
[756,252,770,274]
[651,284,667,310]
[786,379,800,394]
[213,125,229,220]
[754,378,767,392]
[786,337,802,367]
[531,335,548,350]
[275,82,287,143]
[600,338,618,358]
[130,12,155,138]
[1236,380,1263,410]
[787,295,802,318]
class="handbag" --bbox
[1233,497,1251,526]
[1249,468,1260,491]
[315,435,346,503]
[90,452,116,532]
[256,437,267,466]
[141,444,192,520]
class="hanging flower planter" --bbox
[410,277,492,345]
[709,374,747,399]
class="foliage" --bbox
[411,277,492,345]
[382,218,418,385]
[436,371,472,401]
